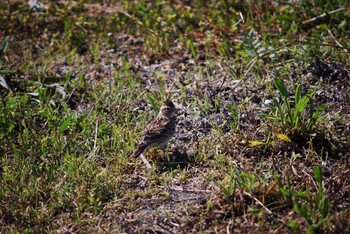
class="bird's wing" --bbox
[141,115,171,139]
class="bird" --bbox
[131,99,179,160]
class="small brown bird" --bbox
[132,99,179,159]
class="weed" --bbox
[208,165,237,205]
[295,166,330,233]
[279,166,330,233]
[260,78,327,133]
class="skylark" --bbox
[131,99,179,159]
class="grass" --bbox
[1,0,350,233]
[260,77,328,133]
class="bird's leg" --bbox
[146,149,157,158]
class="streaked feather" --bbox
[131,100,177,158]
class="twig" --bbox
[223,11,259,91]
[174,217,187,234]
[302,7,346,24]
[296,40,349,51]
[85,120,99,161]
[139,153,152,169]
[93,120,98,150]
[227,219,233,234]
[265,181,278,196]
[302,169,317,190]
[232,12,244,28]
[231,57,258,91]
[272,224,285,234]
[156,222,176,234]
[168,186,211,193]
[327,29,345,50]
[243,191,273,215]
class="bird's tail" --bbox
[131,145,146,158]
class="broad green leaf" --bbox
[274,78,292,123]
[319,197,329,218]
[287,220,299,230]
[316,217,328,229]
[59,113,77,132]
[312,104,327,122]
[259,114,281,120]
[274,78,288,99]
[0,39,9,57]
[307,104,327,131]
[285,99,293,127]
[297,203,312,225]
[273,97,285,127]
[294,95,311,126]
[0,69,12,74]
[59,118,71,132]
[306,96,315,131]
[294,191,311,200]
[280,187,291,197]
[295,84,301,107]
[313,166,322,184]
[306,226,314,234]
[240,173,255,191]
[8,123,15,132]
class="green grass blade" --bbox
[307,104,327,131]
[313,166,322,185]
[273,97,286,129]
[320,197,330,219]
[274,78,293,125]
[259,114,282,121]
[294,95,311,127]
[274,78,288,98]
[0,38,9,57]
[295,84,301,107]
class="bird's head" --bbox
[159,99,180,118]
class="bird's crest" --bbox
[163,99,175,107]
